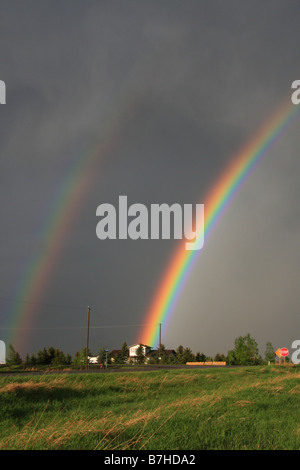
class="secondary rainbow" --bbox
[3,44,165,355]
[5,126,118,353]
[3,48,159,353]
[4,76,141,353]
[139,100,300,348]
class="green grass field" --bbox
[0,365,299,450]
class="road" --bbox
[0,364,239,376]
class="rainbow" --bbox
[4,75,141,353]
[3,46,160,353]
[5,127,118,353]
[139,100,300,348]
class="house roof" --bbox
[146,349,176,357]
[110,350,122,356]
[164,349,176,355]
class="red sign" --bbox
[281,348,289,357]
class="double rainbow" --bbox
[5,87,138,353]
[139,100,299,348]
[3,95,299,354]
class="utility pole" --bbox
[86,306,91,370]
[159,323,161,361]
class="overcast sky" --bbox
[0,1,299,359]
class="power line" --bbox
[0,296,84,311]
[0,323,155,331]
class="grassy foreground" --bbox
[0,365,299,450]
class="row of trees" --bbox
[5,334,278,367]
[127,335,275,366]
[6,345,72,366]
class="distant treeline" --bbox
[4,334,279,367]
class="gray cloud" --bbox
[0,1,299,359]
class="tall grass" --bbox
[0,366,299,450]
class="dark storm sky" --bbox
[0,0,299,358]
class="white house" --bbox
[128,344,152,361]
[88,356,99,364]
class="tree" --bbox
[136,344,145,364]
[176,345,185,364]
[47,346,56,364]
[65,353,72,365]
[98,347,110,366]
[7,344,22,365]
[167,352,177,364]
[229,334,261,365]
[227,349,237,365]
[176,345,194,364]
[113,352,124,364]
[98,347,106,365]
[73,348,89,365]
[29,353,37,366]
[214,353,226,362]
[24,353,30,367]
[182,347,195,363]
[51,349,66,366]
[148,350,159,364]
[265,342,275,363]
[36,347,50,365]
[73,350,81,365]
[121,342,129,364]
[158,344,168,364]
[195,352,207,362]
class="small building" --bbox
[88,356,99,364]
[160,349,176,360]
[110,349,126,363]
[128,344,152,362]
[145,349,176,362]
